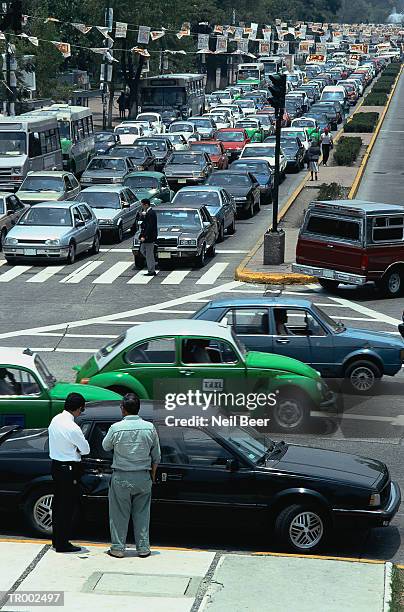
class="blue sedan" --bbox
[193,297,404,393]
[230,158,273,204]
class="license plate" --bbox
[203,379,224,392]
[323,269,334,279]
[159,252,171,259]
[24,248,36,256]
[178,179,186,183]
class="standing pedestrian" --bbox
[48,393,89,553]
[320,128,333,166]
[102,394,161,559]
[308,140,321,181]
[139,198,158,276]
[117,91,127,120]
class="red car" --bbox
[214,128,250,161]
[189,140,229,169]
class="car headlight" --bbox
[369,493,381,507]
[100,219,113,224]
[45,239,60,245]
[5,237,17,245]
[179,238,197,246]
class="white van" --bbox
[320,86,348,108]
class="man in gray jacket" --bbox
[102,394,161,558]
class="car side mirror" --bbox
[6,208,13,215]
[75,219,85,227]
[226,458,239,472]
[122,201,130,208]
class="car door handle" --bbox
[179,370,194,376]
[276,338,290,344]
[165,472,183,481]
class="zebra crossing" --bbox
[0,258,232,286]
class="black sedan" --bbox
[266,136,306,173]
[164,151,213,190]
[94,131,119,155]
[135,137,174,172]
[0,403,400,554]
[108,145,156,171]
[206,170,261,218]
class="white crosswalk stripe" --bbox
[196,263,229,285]
[60,260,104,284]
[161,269,191,285]
[127,270,160,284]
[27,266,65,283]
[93,261,133,284]
[0,265,31,282]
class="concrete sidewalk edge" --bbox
[235,64,402,287]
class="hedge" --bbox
[344,112,379,133]
[317,182,346,200]
[363,92,388,106]
[333,136,362,166]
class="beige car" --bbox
[0,193,29,251]
[16,171,81,206]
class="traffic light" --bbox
[267,74,286,111]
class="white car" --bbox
[282,127,311,150]
[240,143,288,176]
[168,121,198,142]
[205,110,233,129]
[164,133,190,151]
[215,104,244,122]
[124,120,156,137]
[114,123,144,145]
[236,99,257,116]
[136,112,165,133]
[211,89,234,104]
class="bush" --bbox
[333,136,362,166]
[363,92,388,106]
[344,112,379,133]
[317,182,346,201]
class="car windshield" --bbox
[191,144,220,154]
[169,123,193,133]
[236,121,257,129]
[20,176,64,192]
[217,131,245,142]
[209,174,250,186]
[243,146,274,157]
[322,92,344,100]
[170,154,203,166]
[217,425,271,463]
[238,100,255,107]
[292,120,314,128]
[87,158,126,171]
[114,147,144,159]
[189,119,211,128]
[138,114,158,123]
[210,114,227,123]
[166,135,184,144]
[0,132,26,156]
[252,115,271,125]
[174,191,220,206]
[35,355,56,388]
[125,176,159,189]
[138,140,167,151]
[232,161,269,174]
[77,192,121,209]
[283,131,305,140]
[95,132,115,143]
[115,126,139,135]
[312,305,345,333]
[156,209,201,228]
[18,207,72,226]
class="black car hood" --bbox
[271,444,386,487]
[225,186,251,197]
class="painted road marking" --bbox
[98,248,248,254]
[127,269,160,284]
[92,261,133,284]
[196,263,230,285]
[329,296,401,326]
[27,266,65,283]
[162,269,191,285]
[0,265,31,282]
[60,261,103,284]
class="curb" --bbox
[235,65,401,286]
[383,561,393,612]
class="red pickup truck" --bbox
[293,200,404,297]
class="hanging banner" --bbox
[115,22,127,38]
[284,54,294,72]
[350,43,368,53]
[151,30,165,41]
[71,23,92,34]
[259,41,270,55]
[299,40,311,53]
[44,17,60,23]
[306,53,326,64]
[138,25,151,44]
[238,39,249,54]
[176,22,190,39]
[214,25,223,34]
[263,28,272,42]
[216,36,227,53]
[52,41,71,58]
[131,47,150,57]
[316,42,327,54]
[198,33,210,50]
[234,27,243,41]
[97,26,114,42]
[277,41,289,54]
[0,31,5,41]
[20,33,39,46]
[249,22,258,40]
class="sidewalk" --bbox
[0,541,392,611]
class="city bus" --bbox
[259,56,286,77]
[27,104,95,174]
[0,115,62,191]
[138,74,206,119]
[236,63,265,87]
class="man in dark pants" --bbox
[139,198,158,276]
[48,393,90,553]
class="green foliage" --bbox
[333,136,362,166]
[364,92,388,106]
[344,112,379,133]
[317,182,346,200]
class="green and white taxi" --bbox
[75,320,335,432]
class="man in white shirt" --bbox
[48,393,90,553]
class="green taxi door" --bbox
[0,366,51,428]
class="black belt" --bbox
[52,460,81,466]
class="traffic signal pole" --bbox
[272,105,282,233]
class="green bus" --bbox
[236,63,265,88]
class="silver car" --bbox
[0,193,29,250]
[16,171,81,206]
[3,200,100,265]
[81,156,135,188]
[76,185,142,243]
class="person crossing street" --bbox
[139,198,158,276]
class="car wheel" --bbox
[23,487,54,537]
[66,243,76,265]
[194,244,206,268]
[115,224,124,243]
[227,216,236,235]
[344,359,382,394]
[275,503,327,553]
[378,269,403,297]
[207,241,216,258]
[91,233,100,255]
[318,279,339,292]
[254,199,261,213]
[0,228,6,251]
[218,222,225,243]
[271,392,309,433]
[246,200,254,218]
[134,254,144,269]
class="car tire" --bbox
[0,228,6,252]
[227,217,236,235]
[271,391,309,433]
[318,279,339,292]
[246,200,254,218]
[254,199,261,213]
[218,222,225,243]
[22,487,54,537]
[134,254,144,269]
[275,503,327,553]
[115,224,124,243]
[207,241,216,258]
[194,244,206,268]
[91,233,100,255]
[66,243,76,265]
[344,359,382,395]
[378,269,403,298]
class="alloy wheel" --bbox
[289,511,324,550]
[273,399,304,430]
[350,366,375,392]
[33,494,53,534]
[387,272,401,295]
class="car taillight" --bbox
[80,378,90,385]
[360,253,368,271]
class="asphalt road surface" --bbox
[0,87,404,561]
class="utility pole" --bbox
[263,74,286,265]
[101,4,114,129]
[0,1,21,116]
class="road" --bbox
[0,83,404,562]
